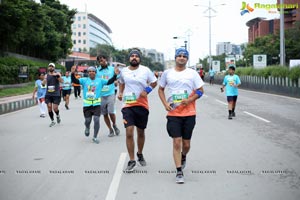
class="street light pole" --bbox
[280,0,285,66]
[195,1,225,69]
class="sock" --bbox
[55,110,60,117]
[232,108,235,113]
[177,167,182,173]
[229,110,232,115]
[181,153,186,161]
[49,111,54,121]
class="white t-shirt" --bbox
[119,65,157,109]
[160,67,204,116]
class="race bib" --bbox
[48,85,55,92]
[124,92,137,104]
[86,91,95,100]
[172,90,188,103]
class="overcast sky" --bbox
[58,0,279,65]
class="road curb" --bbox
[0,98,35,115]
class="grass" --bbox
[0,82,35,98]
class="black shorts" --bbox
[83,105,101,118]
[62,89,71,97]
[166,116,196,140]
[227,96,238,102]
[121,106,149,129]
[45,95,61,105]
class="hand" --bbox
[140,91,148,97]
[114,67,120,75]
[181,98,191,106]
[117,93,123,101]
[220,87,224,93]
[165,103,173,111]
[71,66,76,73]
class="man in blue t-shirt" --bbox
[96,54,120,137]
[62,71,72,110]
[221,66,241,119]
[209,67,216,85]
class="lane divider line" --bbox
[215,99,227,106]
[243,111,271,123]
[105,152,127,200]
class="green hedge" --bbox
[235,65,300,82]
[0,57,65,84]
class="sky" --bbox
[58,0,279,65]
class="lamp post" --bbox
[279,0,285,66]
[195,1,225,69]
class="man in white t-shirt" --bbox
[158,48,204,184]
[118,49,157,172]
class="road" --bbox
[0,84,300,200]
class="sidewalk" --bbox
[0,93,34,115]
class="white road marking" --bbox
[215,99,227,106]
[105,152,127,200]
[243,111,271,123]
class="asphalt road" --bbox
[0,83,300,200]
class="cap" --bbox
[128,49,141,59]
[48,63,55,67]
[87,66,96,72]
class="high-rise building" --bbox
[139,48,165,65]
[71,12,112,52]
[216,42,242,56]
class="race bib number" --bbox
[48,85,55,92]
[86,91,95,100]
[172,90,188,103]
[102,85,109,92]
[124,92,137,104]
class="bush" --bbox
[289,66,300,82]
[0,57,65,84]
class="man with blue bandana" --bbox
[71,66,119,144]
[96,54,120,137]
[158,48,204,184]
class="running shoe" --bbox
[176,171,184,184]
[40,114,46,118]
[49,121,56,127]
[137,152,147,166]
[113,125,120,136]
[92,137,100,144]
[85,127,90,137]
[125,160,137,172]
[65,104,69,110]
[232,112,236,117]
[228,114,233,120]
[108,129,114,137]
[57,116,61,124]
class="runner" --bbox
[32,72,47,118]
[118,49,157,171]
[96,54,120,137]
[61,71,72,110]
[42,63,63,127]
[71,66,119,144]
[158,48,204,184]
[209,67,216,85]
[221,65,241,119]
[72,70,81,99]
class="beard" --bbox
[130,59,140,67]
[49,68,55,72]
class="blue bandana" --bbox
[175,48,189,59]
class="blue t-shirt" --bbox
[223,74,241,96]
[96,66,115,96]
[209,69,215,77]
[35,79,46,99]
[62,76,72,90]
[79,77,108,107]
